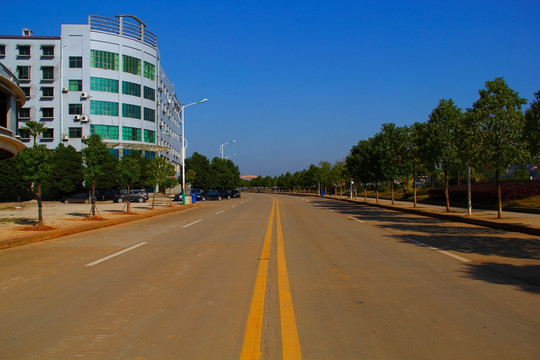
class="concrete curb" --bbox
[0,203,198,250]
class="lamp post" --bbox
[220,139,236,159]
[180,98,207,204]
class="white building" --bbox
[0,15,184,172]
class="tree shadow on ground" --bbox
[461,263,540,293]
[14,218,37,225]
[67,212,90,218]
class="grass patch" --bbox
[504,195,540,208]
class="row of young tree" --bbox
[0,124,178,226]
[247,78,540,219]
[185,152,241,191]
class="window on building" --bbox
[0,45,5,57]
[42,66,54,81]
[143,61,155,80]
[122,55,141,75]
[41,45,54,57]
[17,66,31,80]
[122,126,141,141]
[41,87,54,98]
[42,128,54,139]
[143,107,155,122]
[41,108,54,119]
[69,127,82,138]
[68,104,83,115]
[21,87,30,98]
[143,86,155,101]
[90,50,119,70]
[18,128,30,139]
[68,79,82,91]
[69,56,82,68]
[144,129,156,143]
[122,103,141,119]
[122,81,141,97]
[17,45,30,57]
[90,100,118,116]
[90,77,118,93]
[19,108,30,119]
[90,124,119,140]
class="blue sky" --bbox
[2,1,539,176]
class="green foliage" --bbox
[524,90,540,160]
[44,143,85,199]
[82,135,114,192]
[117,156,141,191]
[0,155,32,201]
[210,157,241,190]
[186,152,212,190]
[149,156,177,192]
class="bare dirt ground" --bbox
[0,195,183,242]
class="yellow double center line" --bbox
[240,198,302,360]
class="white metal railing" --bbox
[88,14,157,49]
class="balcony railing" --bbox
[89,14,157,49]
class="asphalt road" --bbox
[0,193,539,359]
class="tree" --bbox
[82,135,113,217]
[148,157,177,209]
[427,99,462,212]
[0,155,32,201]
[377,123,409,204]
[403,122,430,207]
[186,152,212,190]
[346,140,373,200]
[210,157,241,190]
[18,146,52,227]
[18,121,50,227]
[524,91,540,168]
[472,77,528,218]
[47,143,85,199]
[117,156,141,213]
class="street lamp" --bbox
[181,98,207,204]
[220,139,236,159]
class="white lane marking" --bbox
[85,242,147,267]
[183,219,202,228]
[215,210,225,215]
[406,238,471,263]
[348,216,365,223]
[231,205,237,208]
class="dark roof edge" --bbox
[0,36,61,40]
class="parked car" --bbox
[62,193,95,204]
[94,189,118,201]
[200,190,223,201]
[129,189,149,200]
[220,190,232,199]
[231,189,241,198]
[173,188,203,201]
[114,193,147,203]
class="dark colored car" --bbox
[200,190,223,201]
[173,188,203,201]
[129,189,149,201]
[231,189,241,198]
[114,193,147,203]
[220,190,232,199]
[94,189,118,201]
[62,193,95,204]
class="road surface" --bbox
[1,193,539,359]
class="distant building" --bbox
[0,15,184,172]
[0,62,25,159]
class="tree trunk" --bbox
[90,180,96,217]
[126,184,132,213]
[152,184,156,210]
[496,168,502,219]
[467,162,472,215]
[444,167,450,212]
[375,182,379,203]
[364,186,367,201]
[391,181,395,205]
[37,182,43,226]
[413,165,417,208]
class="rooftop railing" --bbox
[88,14,157,49]
[0,63,20,86]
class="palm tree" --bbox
[20,121,48,147]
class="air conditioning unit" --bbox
[80,116,89,122]
[82,135,89,140]
[74,115,81,120]
[160,121,164,128]
[62,87,68,93]
[80,92,89,99]
[62,135,68,141]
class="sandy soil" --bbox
[0,195,182,242]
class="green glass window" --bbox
[143,107,155,122]
[143,61,155,80]
[122,55,141,75]
[122,126,141,141]
[90,124,119,139]
[90,100,119,116]
[90,50,119,70]
[144,129,156,143]
[69,79,82,91]
[143,86,155,101]
[68,104,82,115]
[122,81,141,97]
[90,77,119,93]
[122,103,141,119]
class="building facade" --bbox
[0,63,26,159]
[0,15,183,171]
